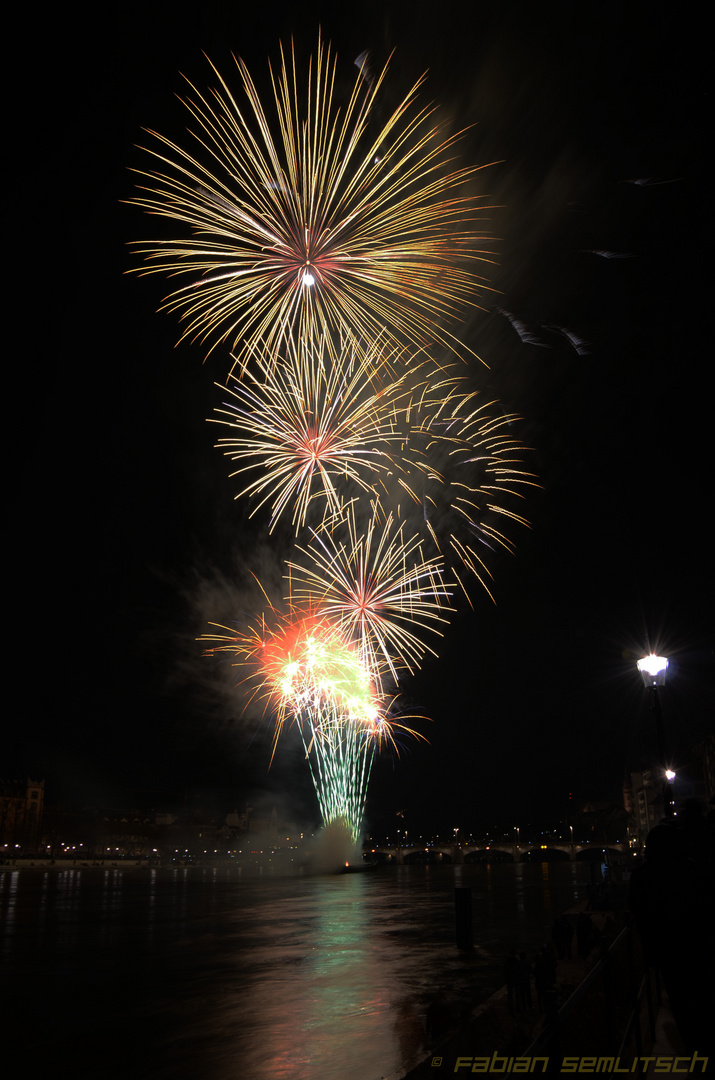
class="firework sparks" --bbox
[133,32,538,850]
[203,609,422,843]
[128,35,494,367]
[288,505,452,688]
[384,375,537,602]
[210,330,424,532]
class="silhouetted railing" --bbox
[525,923,662,1073]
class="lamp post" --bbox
[637,654,675,819]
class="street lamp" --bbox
[637,654,668,688]
[637,654,675,819]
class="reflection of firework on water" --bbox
[203,610,422,844]
[289,505,452,689]
[210,330,422,532]
[128,35,494,365]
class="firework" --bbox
[379,370,537,602]
[288,504,452,689]
[203,609,421,844]
[209,333,534,600]
[210,330,424,532]
[128,35,494,367]
[135,33,537,851]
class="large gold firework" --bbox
[128,35,494,366]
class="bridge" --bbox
[366,841,628,864]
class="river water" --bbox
[2,861,590,1079]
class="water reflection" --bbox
[0,869,18,951]
[3,862,590,1080]
[541,862,552,913]
[181,876,415,1080]
[257,878,399,1080]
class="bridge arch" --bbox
[366,841,627,865]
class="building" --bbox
[0,778,45,853]
[629,771,663,848]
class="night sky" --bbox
[14,2,710,836]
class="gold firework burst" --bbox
[128,35,494,367]
[210,330,433,532]
[382,373,537,602]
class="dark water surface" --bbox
[1,862,590,1078]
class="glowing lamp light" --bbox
[637,652,675,818]
[637,654,668,688]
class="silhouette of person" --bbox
[534,946,555,1012]
[517,951,532,1010]
[629,816,715,1055]
[552,914,573,959]
[576,912,593,959]
[503,950,519,1015]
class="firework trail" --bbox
[203,610,421,844]
[128,35,494,369]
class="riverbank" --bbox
[400,907,641,1078]
[0,858,151,869]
